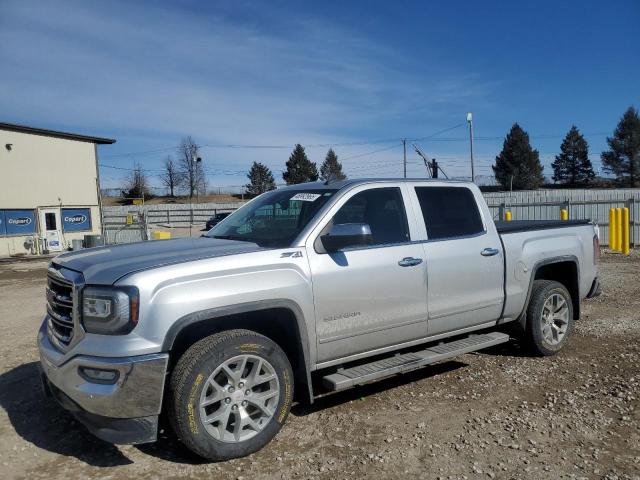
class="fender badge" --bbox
[280,251,303,258]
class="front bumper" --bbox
[38,321,169,444]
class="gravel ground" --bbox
[0,252,638,479]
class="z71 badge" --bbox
[280,251,303,258]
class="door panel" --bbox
[421,236,503,335]
[311,243,428,362]
[39,208,62,252]
[409,185,503,335]
[307,185,429,363]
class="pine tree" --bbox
[493,123,545,190]
[601,106,640,187]
[245,162,276,196]
[552,126,595,186]
[282,144,318,184]
[319,148,347,183]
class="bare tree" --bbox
[122,164,150,201]
[160,155,182,197]
[177,136,206,199]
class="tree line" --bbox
[125,105,639,199]
[245,145,346,195]
[493,106,640,190]
[124,136,206,200]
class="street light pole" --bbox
[402,139,407,179]
[467,112,475,183]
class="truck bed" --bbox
[495,219,591,234]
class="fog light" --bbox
[78,367,119,384]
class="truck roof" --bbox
[279,178,473,191]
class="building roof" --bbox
[0,122,116,144]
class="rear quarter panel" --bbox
[501,224,597,321]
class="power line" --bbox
[100,129,611,159]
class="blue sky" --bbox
[1,0,639,191]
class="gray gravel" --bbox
[0,252,638,479]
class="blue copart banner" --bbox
[4,209,36,235]
[0,211,5,236]
[62,208,92,232]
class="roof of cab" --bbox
[279,178,472,191]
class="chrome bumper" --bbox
[38,320,169,420]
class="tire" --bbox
[524,280,574,356]
[168,329,294,461]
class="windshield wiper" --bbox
[208,235,254,243]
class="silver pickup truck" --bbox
[38,179,601,460]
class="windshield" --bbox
[205,189,337,248]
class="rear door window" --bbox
[414,186,484,240]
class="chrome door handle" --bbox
[481,248,500,257]
[398,257,423,267]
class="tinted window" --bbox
[415,186,484,240]
[332,187,410,246]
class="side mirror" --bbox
[321,223,373,252]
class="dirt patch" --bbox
[0,253,638,479]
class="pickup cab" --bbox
[38,179,601,460]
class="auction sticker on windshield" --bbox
[291,193,322,202]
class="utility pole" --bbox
[467,112,475,183]
[402,139,407,178]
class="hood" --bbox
[53,237,264,284]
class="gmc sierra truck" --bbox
[38,179,601,461]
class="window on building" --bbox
[415,186,484,240]
[44,213,57,231]
[332,187,410,246]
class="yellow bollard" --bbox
[609,208,616,250]
[560,209,568,221]
[152,231,171,240]
[615,208,623,252]
[505,211,512,222]
[622,207,630,255]
[126,213,134,225]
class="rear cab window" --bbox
[414,186,485,240]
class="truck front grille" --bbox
[46,272,75,346]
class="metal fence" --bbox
[102,203,243,244]
[101,190,640,247]
[483,189,640,246]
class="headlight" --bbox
[81,286,139,335]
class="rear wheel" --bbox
[168,329,293,461]
[524,280,574,356]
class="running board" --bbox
[322,332,509,391]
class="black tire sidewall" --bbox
[172,331,294,461]
[526,281,574,356]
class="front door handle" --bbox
[481,247,500,257]
[398,257,423,267]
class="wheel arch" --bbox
[518,255,580,327]
[163,299,314,404]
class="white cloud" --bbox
[0,0,496,186]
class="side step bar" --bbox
[322,332,509,391]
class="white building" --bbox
[0,122,115,257]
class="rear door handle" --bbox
[481,248,500,257]
[398,257,423,267]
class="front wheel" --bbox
[524,280,574,356]
[168,329,294,461]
